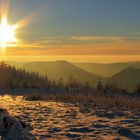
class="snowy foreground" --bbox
[0,95,140,140]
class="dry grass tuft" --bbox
[25,93,140,110]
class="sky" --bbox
[0,0,140,63]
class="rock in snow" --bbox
[0,108,36,140]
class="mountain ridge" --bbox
[108,67,140,91]
[22,60,100,83]
[74,62,140,77]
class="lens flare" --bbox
[0,18,17,48]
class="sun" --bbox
[0,18,17,48]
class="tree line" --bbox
[0,62,139,96]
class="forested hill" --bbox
[0,62,49,89]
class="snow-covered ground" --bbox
[0,95,140,140]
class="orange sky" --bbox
[0,0,140,63]
[0,54,139,63]
[0,36,140,63]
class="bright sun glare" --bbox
[0,18,16,48]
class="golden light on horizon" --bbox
[0,17,17,48]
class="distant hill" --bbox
[74,61,140,77]
[7,61,26,67]
[5,60,140,91]
[22,61,99,83]
[108,67,140,91]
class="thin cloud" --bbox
[42,35,124,45]
[4,35,140,55]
